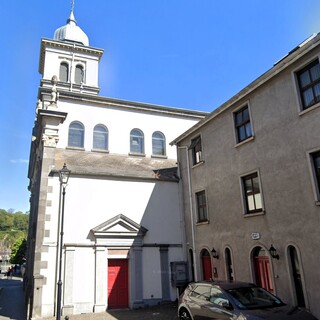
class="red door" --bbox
[202,255,212,280]
[108,259,129,309]
[254,256,273,293]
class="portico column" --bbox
[63,246,75,315]
[94,246,108,312]
[160,246,170,301]
[132,246,144,309]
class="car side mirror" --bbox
[221,300,233,310]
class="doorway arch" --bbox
[201,249,212,280]
[252,246,274,293]
[225,247,234,281]
[287,245,306,307]
[189,249,195,282]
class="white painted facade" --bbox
[26,8,207,319]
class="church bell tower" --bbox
[38,2,104,98]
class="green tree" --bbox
[13,212,29,232]
[10,238,27,265]
[0,212,14,230]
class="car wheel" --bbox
[179,308,192,320]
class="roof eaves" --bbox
[171,32,320,145]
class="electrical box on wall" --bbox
[170,261,188,287]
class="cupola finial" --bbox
[71,0,75,14]
[67,0,76,25]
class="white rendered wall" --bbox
[42,175,184,311]
[61,177,182,244]
[56,100,198,159]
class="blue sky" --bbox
[1,0,320,213]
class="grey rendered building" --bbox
[172,33,320,318]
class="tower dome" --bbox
[54,7,89,46]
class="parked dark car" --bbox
[178,280,317,320]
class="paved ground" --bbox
[42,302,178,320]
[0,274,178,320]
[0,275,27,320]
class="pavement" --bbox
[42,302,178,320]
[0,273,178,320]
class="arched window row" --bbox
[67,123,166,156]
[59,62,85,84]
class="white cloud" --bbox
[10,159,29,164]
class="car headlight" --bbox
[236,314,247,320]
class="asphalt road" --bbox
[0,275,27,320]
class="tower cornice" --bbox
[38,38,104,75]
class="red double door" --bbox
[108,259,129,309]
[254,256,274,293]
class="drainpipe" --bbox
[70,44,76,92]
[178,145,198,281]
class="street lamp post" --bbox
[56,164,71,320]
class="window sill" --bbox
[235,135,255,148]
[91,149,109,153]
[128,152,146,157]
[66,146,85,151]
[196,220,210,226]
[151,154,168,159]
[299,102,320,116]
[192,160,205,169]
[243,210,265,217]
[315,201,320,206]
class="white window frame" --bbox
[292,54,320,115]
[189,135,204,166]
[307,148,320,205]
[195,188,209,224]
[239,169,265,216]
[74,62,86,85]
[232,102,255,147]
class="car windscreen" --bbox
[227,286,285,310]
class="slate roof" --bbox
[53,148,179,182]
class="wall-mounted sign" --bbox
[251,232,260,240]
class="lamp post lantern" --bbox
[56,163,71,320]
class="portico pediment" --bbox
[90,214,148,240]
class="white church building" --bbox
[26,7,207,319]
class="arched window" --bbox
[93,125,108,150]
[130,129,144,154]
[152,131,166,156]
[59,62,69,82]
[75,64,84,84]
[68,121,84,148]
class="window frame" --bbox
[240,171,264,215]
[195,190,208,223]
[233,104,253,144]
[189,135,203,166]
[296,58,320,111]
[75,64,85,85]
[129,128,145,155]
[308,149,320,204]
[93,124,108,151]
[152,131,166,157]
[59,62,69,82]
[68,121,85,149]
